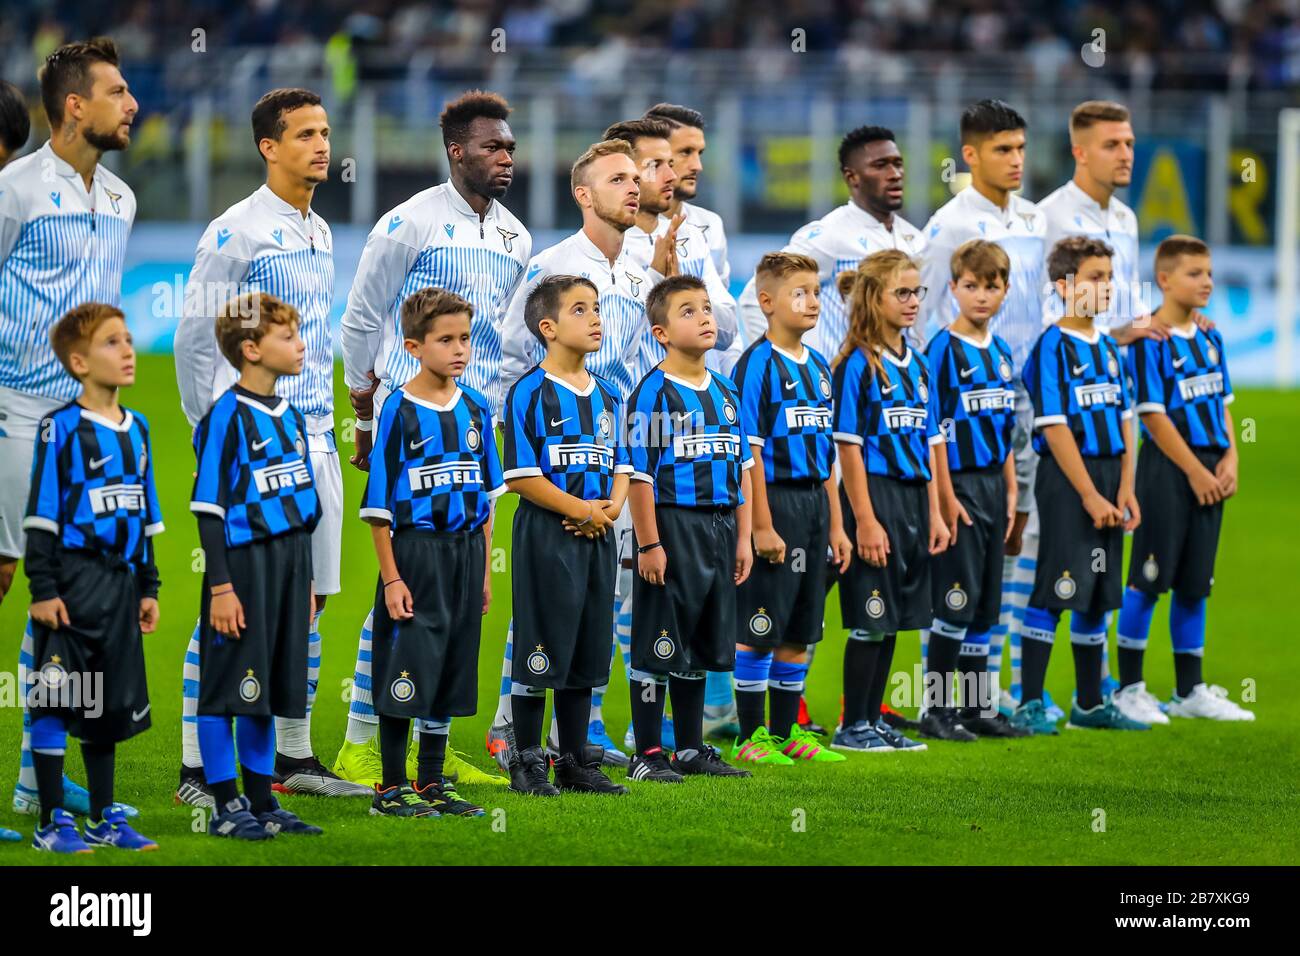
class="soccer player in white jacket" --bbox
[333,92,531,790]
[171,89,372,804]
[2,39,139,820]
[489,139,655,768]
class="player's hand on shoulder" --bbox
[638,545,667,586]
[385,579,415,620]
[1192,309,1216,332]
[734,536,754,585]
[1113,318,1167,345]
[210,588,245,638]
[753,525,786,564]
[138,597,160,634]
[829,525,853,573]
[857,517,889,567]
[30,596,69,630]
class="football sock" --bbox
[1005,534,1038,694]
[30,714,66,828]
[212,778,239,807]
[1019,606,1058,704]
[378,715,409,790]
[734,647,772,739]
[18,618,37,790]
[492,620,515,726]
[415,718,449,788]
[510,686,546,753]
[958,627,993,712]
[81,740,115,822]
[703,670,734,718]
[768,657,807,736]
[1171,593,1207,697]
[927,619,966,709]
[866,633,898,723]
[628,670,667,753]
[1117,587,1157,688]
[276,608,322,759]
[843,631,883,726]
[614,583,634,680]
[1070,611,1108,709]
[181,621,203,767]
[236,715,275,813]
[668,673,706,755]
[554,688,591,758]
[344,610,378,745]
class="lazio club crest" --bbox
[749,608,773,637]
[390,670,416,703]
[866,589,885,619]
[527,645,550,675]
[625,273,643,297]
[1054,570,1077,600]
[496,226,518,253]
[654,629,675,660]
[105,188,122,214]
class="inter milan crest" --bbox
[40,654,67,690]
[722,402,737,424]
[1142,554,1159,582]
[654,629,675,659]
[819,376,832,399]
[527,645,550,675]
[598,411,613,438]
[465,426,481,451]
[496,226,518,252]
[1108,356,1120,377]
[390,670,416,702]
[240,668,262,703]
[1208,345,1219,365]
[749,608,773,637]
[1054,571,1077,600]
[866,589,885,619]
[917,380,929,403]
[999,359,1013,382]
[944,583,967,611]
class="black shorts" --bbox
[839,476,933,633]
[632,506,737,674]
[29,549,150,744]
[1031,454,1124,615]
[511,500,616,689]
[1128,442,1225,598]
[930,466,1007,631]
[736,482,830,649]
[371,527,486,719]
[198,530,312,719]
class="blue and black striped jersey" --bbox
[625,368,754,508]
[24,403,164,565]
[1025,325,1131,458]
[502,366,632,500]
[833,345,942,482]
[1129,326,1234,450]
[925,328,1017,471]
[732,338,834,484]
[190,388,320,547]
[360,385,505,532]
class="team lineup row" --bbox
[0,39,1251,855]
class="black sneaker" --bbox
[256,795,324,835]
[627,747,684,783]
[918,707,978,742]
[880,706,921,732]
[175,764,214,809]
[553,745,629,795]
[273,753,373,797]
[670,744,752,778]
[414,777,486,816]
[959,708,1031,738]
[508,745,560,796]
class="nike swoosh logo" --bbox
[1172,357,1187,368]
[881,384,897,394]
[251,437,273,452]
[550,417,572,427]
[409,435,436,452]
[959,367,976,379]
[88,455,113,470]
[132,704,150,722]
[1072,364,1090,376]
[783,380,797,390]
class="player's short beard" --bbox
[82,124,129,153]
[674,176,697,200]
[592,192,635,232]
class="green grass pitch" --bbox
[1,355,1297,865]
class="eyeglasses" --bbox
[889,286,928,303]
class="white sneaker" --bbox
[1167,683,1256,721]
[1112,681,1171,725]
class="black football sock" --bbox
[1072,643,1105,710]
[31,751,64,829]
[511,693,546,753]
[1020,639,1053,704]
[212,778,240,807]
[668,675,706,755]
[80,740,115,822]
[629,678,667,753]
[768,685,802,739]
[378,714,409,791]
[1118,646,1145,689]
[735,685,766,740]
[242,767,274,814]
[957,653,990,713]
[553,688,591,758]
[926,633,964,709]
[842,637,881,726]
[866,634,898,723]
[415,730,448,789]
[1174,653,1203,699]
